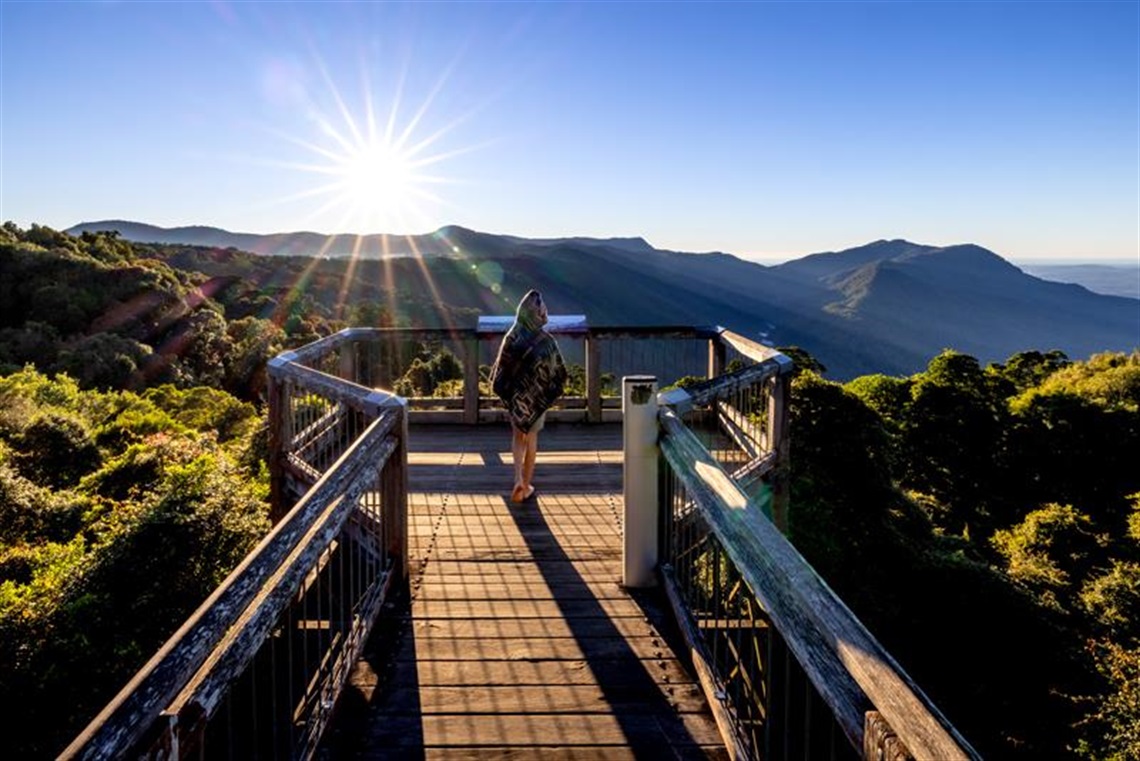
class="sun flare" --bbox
[334,140,419,218]
[257,55,471,235]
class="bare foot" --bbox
[521,484,535,500]
[510,484,526,503]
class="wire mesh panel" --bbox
[678,374,773,478]
[595,330,713,398]
[199,454,394,760]
[660,455,854,760]
[286,390,370,485]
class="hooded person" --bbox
[489,289,568,503]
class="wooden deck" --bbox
[320,422,727,759]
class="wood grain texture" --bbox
[659,410,978,760]
[322,422,726,759]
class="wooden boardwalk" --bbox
[320,423,726,760]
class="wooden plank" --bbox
[420,501,620,516]
[426,547,621,563]
[402,634,679,662]
[423,535,623,548]
[411,579,629,601]
[407,521,621,537]
[362,712,726,749]
[409,472,621,494]
[417,560,622,581]
[406,616,662,641]
[359,747,728,761]
[374,683,712,715]
[412,525,620,540]
[388,657,697,688]
[411,597,651,620]
[319,418,727,759]
[719,329,783,364]
[409,451,624,465]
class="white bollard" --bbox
[623,375,659,588]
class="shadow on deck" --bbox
[318,422,727,759]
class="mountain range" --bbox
[1017,262,1139,300]
[65,220,1140,379]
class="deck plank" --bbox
[323,422,725,759]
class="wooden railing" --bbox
[654,331,979,760]
[62,353,408,760]
[64,323,977,760]
[264,325,731,516]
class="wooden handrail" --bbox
[61,410,403,760]
[657,353,791,413]
[718,328,785,364]
[657,408,979,760]
[162,427,401,747]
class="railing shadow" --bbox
[501,492,711,758]
[316,576,424,760]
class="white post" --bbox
[623,375,659,588]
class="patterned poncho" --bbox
[490,291,568,433]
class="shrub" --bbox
[11,411,102,489]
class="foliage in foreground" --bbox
[0,368,270,758]
[787,348,1140,758]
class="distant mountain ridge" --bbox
[1018,262,1140,300]
[65,220,658,259]
[64,220,1139,379]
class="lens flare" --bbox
[244,44,503,329]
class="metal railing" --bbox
[62,345,408,760]
[653,332,978,760]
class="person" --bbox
[489,289,568,503]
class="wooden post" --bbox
[338,341,357,383]
[382,398,409,581]
[708,335,726,379]
[266,353,297,525]
[768,368,791,534]
[463,333,479,425]
[586,333,601,423]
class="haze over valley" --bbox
[65,220,1140,380]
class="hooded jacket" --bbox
[490,290,568,432]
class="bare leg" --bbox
[511,427,527,502]
[521,430,539,498]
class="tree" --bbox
[56,333,152,390]
[988,349,1070,393]
[990,503,1105,612]
[10,411,102,489]
[776,345,826,378]
[900,350,1013,535]
[224,317,285,402]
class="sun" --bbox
[333,139,419,219]
[257,59,466,234]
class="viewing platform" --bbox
[63,323,979,761]
[322,422,726,758]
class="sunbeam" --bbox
[232,35,527,331]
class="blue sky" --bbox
[2,1,1136,262]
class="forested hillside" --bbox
[0,224,296,400]
[65,220,1140,380]
[0,369,269,756]
[1,224,1138,757]
[791,349,1140,758]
